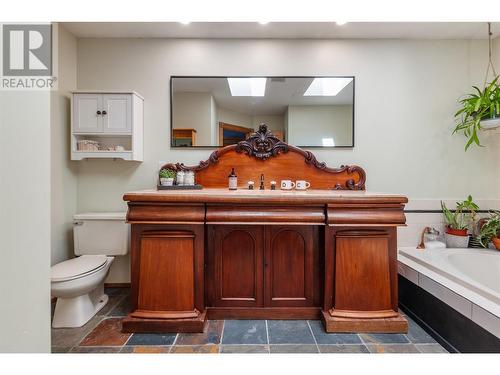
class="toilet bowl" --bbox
[51,213,129,328]
[51,255,114,328]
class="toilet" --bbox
[51,212,129,328]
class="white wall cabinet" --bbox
[71,91,143,161]
[73,94,102,133]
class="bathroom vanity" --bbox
[122,125,408,334]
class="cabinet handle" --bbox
[96,110,101,115]
[102,110,107,115]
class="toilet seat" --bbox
[51,255,108,282]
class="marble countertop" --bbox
[123,188,408,204]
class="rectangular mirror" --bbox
[171,76,354,148]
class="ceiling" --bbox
[172,77,354,115]
[62,22,500,40]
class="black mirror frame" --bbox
[170,75,355,149]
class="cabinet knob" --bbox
[96,110,101,115]
[102,110,107,115]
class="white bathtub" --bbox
[398,247,500,338]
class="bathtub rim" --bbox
[398,247,500,319]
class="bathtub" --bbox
[398,247,500,346]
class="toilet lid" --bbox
[51,255,108,282]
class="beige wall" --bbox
[252,115,284,133]
[51,26,78,266]
[0,19,61,351]
[494,37,500,191]
[72,37,500,283]
[172,91,214,145]
[287,105,352,146]
[217,106,253,128]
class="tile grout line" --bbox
[123,332,133,347]
[169,334,179,353]
[219,320,225,353]
[306,320,320,353]
[69,315,106,350]
[107,294,127,315]
[265,320,270,354]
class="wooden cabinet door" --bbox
[135,230,200,318]
[265,226,315,307]
[102,94,132,133]
[331,229,397,318]
[210,226,264,307]
[73,94,102,133]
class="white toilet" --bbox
[51,212,129,328]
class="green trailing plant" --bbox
[441,195,479,231]
[159,168,176,179]
[453,76,500,151]
[478,211,500,248]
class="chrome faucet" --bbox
[260,174,265,190]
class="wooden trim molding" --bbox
[327,206,406,226]
[104,283,131,288]
[126,203,205,224]
[130,309,201,320]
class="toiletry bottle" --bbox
[228,168,237,190]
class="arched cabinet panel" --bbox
[265,226,316,307]
[209,226,264,307]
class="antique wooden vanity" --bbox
[122,125,408,334]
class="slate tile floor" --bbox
[51,287,448,354]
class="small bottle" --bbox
[185,171,195,186]
[228,168,238,190]
[176,171,185,186]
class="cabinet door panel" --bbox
[212,226,264,307]
[102,94,132,133]
[137,231,195,313]
[334,232,393,314]
[73,94,102,133]
[265,226,315,307]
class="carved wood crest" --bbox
[162,123,366,190]
[235,124,289,160]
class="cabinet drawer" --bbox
[206,205,324,224]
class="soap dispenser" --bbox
[228,168,237,190]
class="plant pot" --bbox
[446,227,468,236]
[480,116,500,130]
[445,233,470,248]
[492,237,500,250]
[160,177,174,186]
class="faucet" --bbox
[417,227,440,249]
[260,174,265,190]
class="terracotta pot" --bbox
[446,226,468,236]
[492,237,500,250]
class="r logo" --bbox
[3,24,52,76]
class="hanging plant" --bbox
[453,76,500,150]
[453,23,500,151]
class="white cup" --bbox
[280,180,295,190]
[296,180,311,190]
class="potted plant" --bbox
[453,75,500,151]
[441,195,479,248]
[478,211,500,250]
[159,168,176,186]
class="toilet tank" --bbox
[73,212,129,256]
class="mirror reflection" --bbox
[171,76,354,148]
